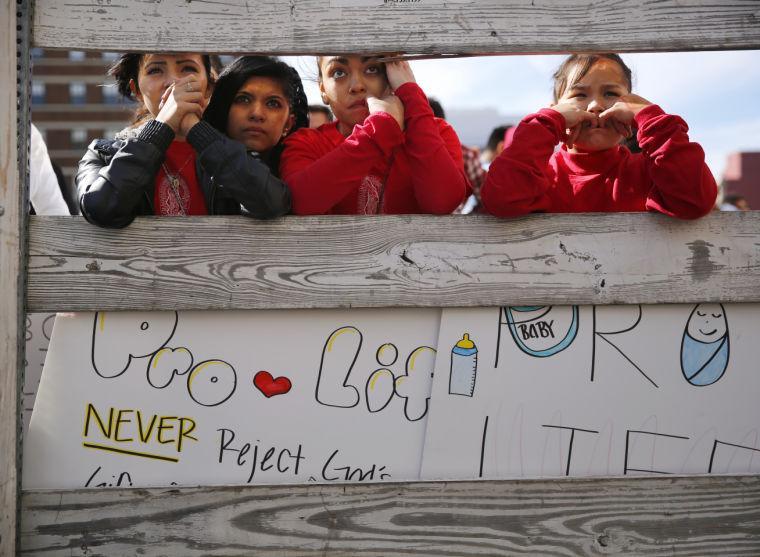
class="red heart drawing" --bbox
[253,370,292,398]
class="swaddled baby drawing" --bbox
[681,303,729,386]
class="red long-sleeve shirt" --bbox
[481,105,717,219]
[280,82,469,215]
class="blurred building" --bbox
[722,152,760,210]
[444,107,519,149]
[31,48,135,188]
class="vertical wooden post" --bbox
[1,0,29,554]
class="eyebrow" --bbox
[325,56,380,65]
[144,59,199,67]
[569,82,624,90]
[236,89,286,99]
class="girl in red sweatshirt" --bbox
[481,53,717,219]
[280,56,470,215]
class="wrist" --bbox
[633,104,665,127]
[137,119,175,152]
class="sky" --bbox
[283,50,760,181]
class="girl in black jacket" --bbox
[76,53,305,228]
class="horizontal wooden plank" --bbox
[33,0,760,54]
[20,475,760,555]
[26,212,760,311]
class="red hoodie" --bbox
[280,82,470,215]
[481,105,717,219]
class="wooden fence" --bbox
[3,1,760,554]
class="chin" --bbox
[574,135,621,153]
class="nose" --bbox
[165,67,182,87]
[348,72,366,94]
[586,97,604,114]
[247,101,266,122]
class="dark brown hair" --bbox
[552,54,632,104]
[204,56,309,176]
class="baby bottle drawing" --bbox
[449,333,478,397]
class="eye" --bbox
[711,313,722,318]
[233,94,250,104]
[605,91,621,98]
[183,65,199,74]
[696,311,706,316]
[266,98,283,109]
[330,68,346,79]
[569,92,586,99]
[146,67,162,75]
[366,65,382,75]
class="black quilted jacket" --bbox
[76,119,291,228]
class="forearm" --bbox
[77,120,173,227]
[396,83,469,214]
[187,121,291,218]
[637,105,718,219]
[481,110,561,217]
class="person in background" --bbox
[481,53,717,219]
[280,56,469,215]
[29,123,70,215]
[480,125,511,171]
[719,193,750,211]
[308,104,333,128]
[203,55,309,178]
[76,52,291,228]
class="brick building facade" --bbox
[722,152,760,210]
[31,49,134,192]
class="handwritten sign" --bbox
[22,313,56,434]
[422,304,760,480]
[23,309,440,489]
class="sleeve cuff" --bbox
[187,120,223,153]
[536,108,567,139]
[137,119,175,152]
[365,111,404,144]
[394,82,432,120]
[394,81,425,100]
[634,104,665,127]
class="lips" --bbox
[242,127,266,135]
[349,99,368,110]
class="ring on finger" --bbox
[185,82,193,92]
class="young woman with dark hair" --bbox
[76,53,292,228]
[203,55,309,178]
[280,56,470,215]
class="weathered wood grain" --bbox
[32,0,760,54]
[27,211,760,311]
[1,0,27,554]
[20,475,760,556]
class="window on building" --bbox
[69,82,87,105]
[71,128,88,150]
[31,81,46,104]
[31,48,44,60]
[69,50,86,61]
[102,85,120,105]
[102,52,119,62]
